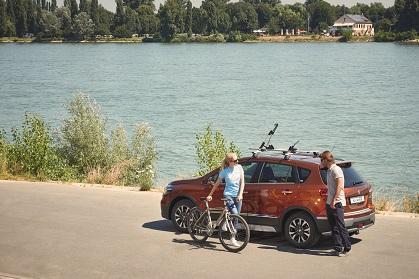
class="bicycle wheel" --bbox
[218,214,250,253]
[187,207,210,243]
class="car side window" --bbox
[241,162,259,183]
[259,163,297,183]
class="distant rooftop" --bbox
[334,14,373,26]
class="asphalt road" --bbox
[0,181,418,279]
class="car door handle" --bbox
[282,190,293,195]
[243,191,248,194]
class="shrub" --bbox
[61,93,108,173]
[395,30,417,41]
[122,123,157,190]
[195,124,241,176]
[402,194,419,214]
[339,29,353,42]
[6,114,75,180]
[0,129,8,176]
[374,31,396,42]
[110,123,130,165]
[227,31,243,42]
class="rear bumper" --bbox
[317,211,375,236]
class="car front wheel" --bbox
[171,199,194,233]
[284,212,320,248]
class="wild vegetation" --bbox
[0,0,418,42]
[195,123,241,176]
[0,94,157,190]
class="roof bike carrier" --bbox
[250,124,320,160]
[258,123,278,151]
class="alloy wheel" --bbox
[289,217,311,244]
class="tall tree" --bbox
[73,11,94,40]
[55,6,72,38]
[27,0,38,34]
[6,0,15,23]
[90,0,98,25]
[0,0,6,36]
[158,0,186,41]
[79,0,89,13]
[397,0,419,31]
[51,0,56,11]
[70,0,78,17]
[186,0,192,36]
[14,0,27,36]
[114,0,125,28]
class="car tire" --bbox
[171,199,195,233]
[284,212,320,249]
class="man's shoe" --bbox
[331,248,345,257]
[342,249,351,256]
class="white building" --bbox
[332,14,374,36]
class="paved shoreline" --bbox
[1,180,418,279]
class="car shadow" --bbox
[142,219,183,235]
[142,220,362,256]
[252,231,362,256]
[172,238,228,253]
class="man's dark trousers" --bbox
[326,202,351,252]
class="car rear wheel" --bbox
[284,212,320,248]
[171,199,194,233]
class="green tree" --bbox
[124,0,154,10]
[55,6,72,38]
[73,11,94,40]
[158,0,185,41]
[14,0,27,36]
[192,6,206,34]
[124,6,138,34]
[397,0,419,31]
[69,0,78,18]
[51,0,57,11]
[306,0,335,33]
[202,0,217,33]
[186,0,192,36]
[27,0,38,34]
[256,3,273,28]
[39,9,60,37]
[90,0,98,25]
[0,0,6,37]
[96,5,113,34]
[114,0,125,28]
[6,0,15,24]
[227,2,258,33]
[137,4,159,34]
[195,124,241,176]
[79,0,90,14]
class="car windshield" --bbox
[320,163,365,188]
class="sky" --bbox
[57,0,394,13]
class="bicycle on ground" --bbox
[187,197,250,253]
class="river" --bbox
[0,42,418,194]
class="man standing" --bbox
[321,150,351,256]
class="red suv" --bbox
[160,151,375,248]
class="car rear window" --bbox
[320,163,365,188]
[298,167,311,183]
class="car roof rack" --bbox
[250,147,321,160]
[251,124,321,160]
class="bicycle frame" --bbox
[194,200,236,237]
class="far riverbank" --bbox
[0,35,379,44]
